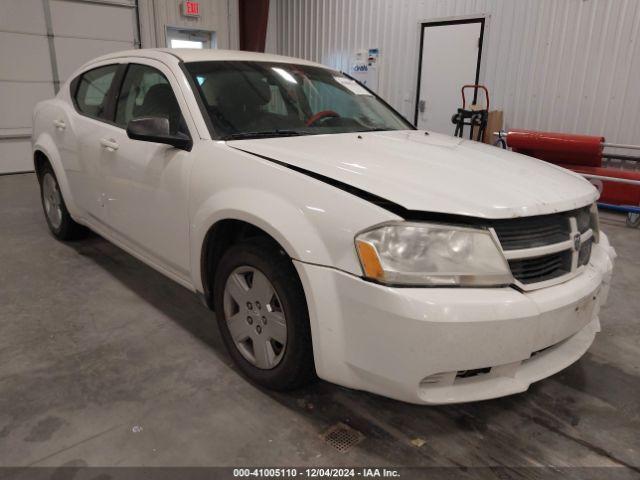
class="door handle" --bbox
[53,119,66,130]
[100,138,119,151]
[418,99,426,113]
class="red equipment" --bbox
[506,130,603,167]
[500,129,640,227]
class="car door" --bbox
[100,60,196,281]
[66,63,122,223]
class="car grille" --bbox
[489,206,594,289]
[491,214,570,250]
[508,250,572,284]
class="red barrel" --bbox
[505,129,640,207]
[507,129,603,167]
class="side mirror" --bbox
[126,117,192,151]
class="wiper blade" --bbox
[224,130,305,140]
[357,127,392,133]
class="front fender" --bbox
[190,187,333,292]
[187,143,400,294]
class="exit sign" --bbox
[182,1,200,17]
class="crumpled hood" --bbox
[228,130,598,219]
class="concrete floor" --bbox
[1,173,639,475]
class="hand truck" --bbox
[452,85,489,141]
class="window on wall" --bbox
[170,39,203,49]
[166,27,217,49]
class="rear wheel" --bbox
[39,163,86,240]
[213,238,316,390]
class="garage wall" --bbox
[138,0,239,49]
[50,0,137,81]
[0,0,52,173]
[0,0,240,174]
[265,0,640,146]
[0,0,138,174]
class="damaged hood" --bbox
[228,130,598,219]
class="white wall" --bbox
[265,0,640,145]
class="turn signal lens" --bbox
[356,240,385,280]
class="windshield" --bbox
[185,61,414,140]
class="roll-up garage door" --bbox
[0,0,138,174]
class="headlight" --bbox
[590,203,600,243]
[355,222,513,287]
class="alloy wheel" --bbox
[42,173,63,229]
[223,266,287,369]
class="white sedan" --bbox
[32,48,616,404]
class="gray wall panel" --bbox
[0,32,53,82]
[0,0,47,35]
[0,0,136,173]
[54,37,133,80]
[0,82,54,131]
[0,139,33,173]
[49,0,135,41]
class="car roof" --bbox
[85,48,330,70]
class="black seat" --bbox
[135,84,182,133]
[202,71,272,130]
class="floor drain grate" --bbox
[322,423,365,453]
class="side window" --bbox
[115,64,186,135]
[74,64,119,119]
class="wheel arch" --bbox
[32,134,80,217]
[33,150,49,181]
[191,186,341,306]
[199,218,294,309]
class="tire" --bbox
[213,238,316,390]
[39,162,86,240]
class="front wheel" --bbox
[213,238,316,390]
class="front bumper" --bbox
[294,233,616,404]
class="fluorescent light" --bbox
[170,39,203,49]
[272,67,297,84]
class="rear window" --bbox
[73,64,119,119]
